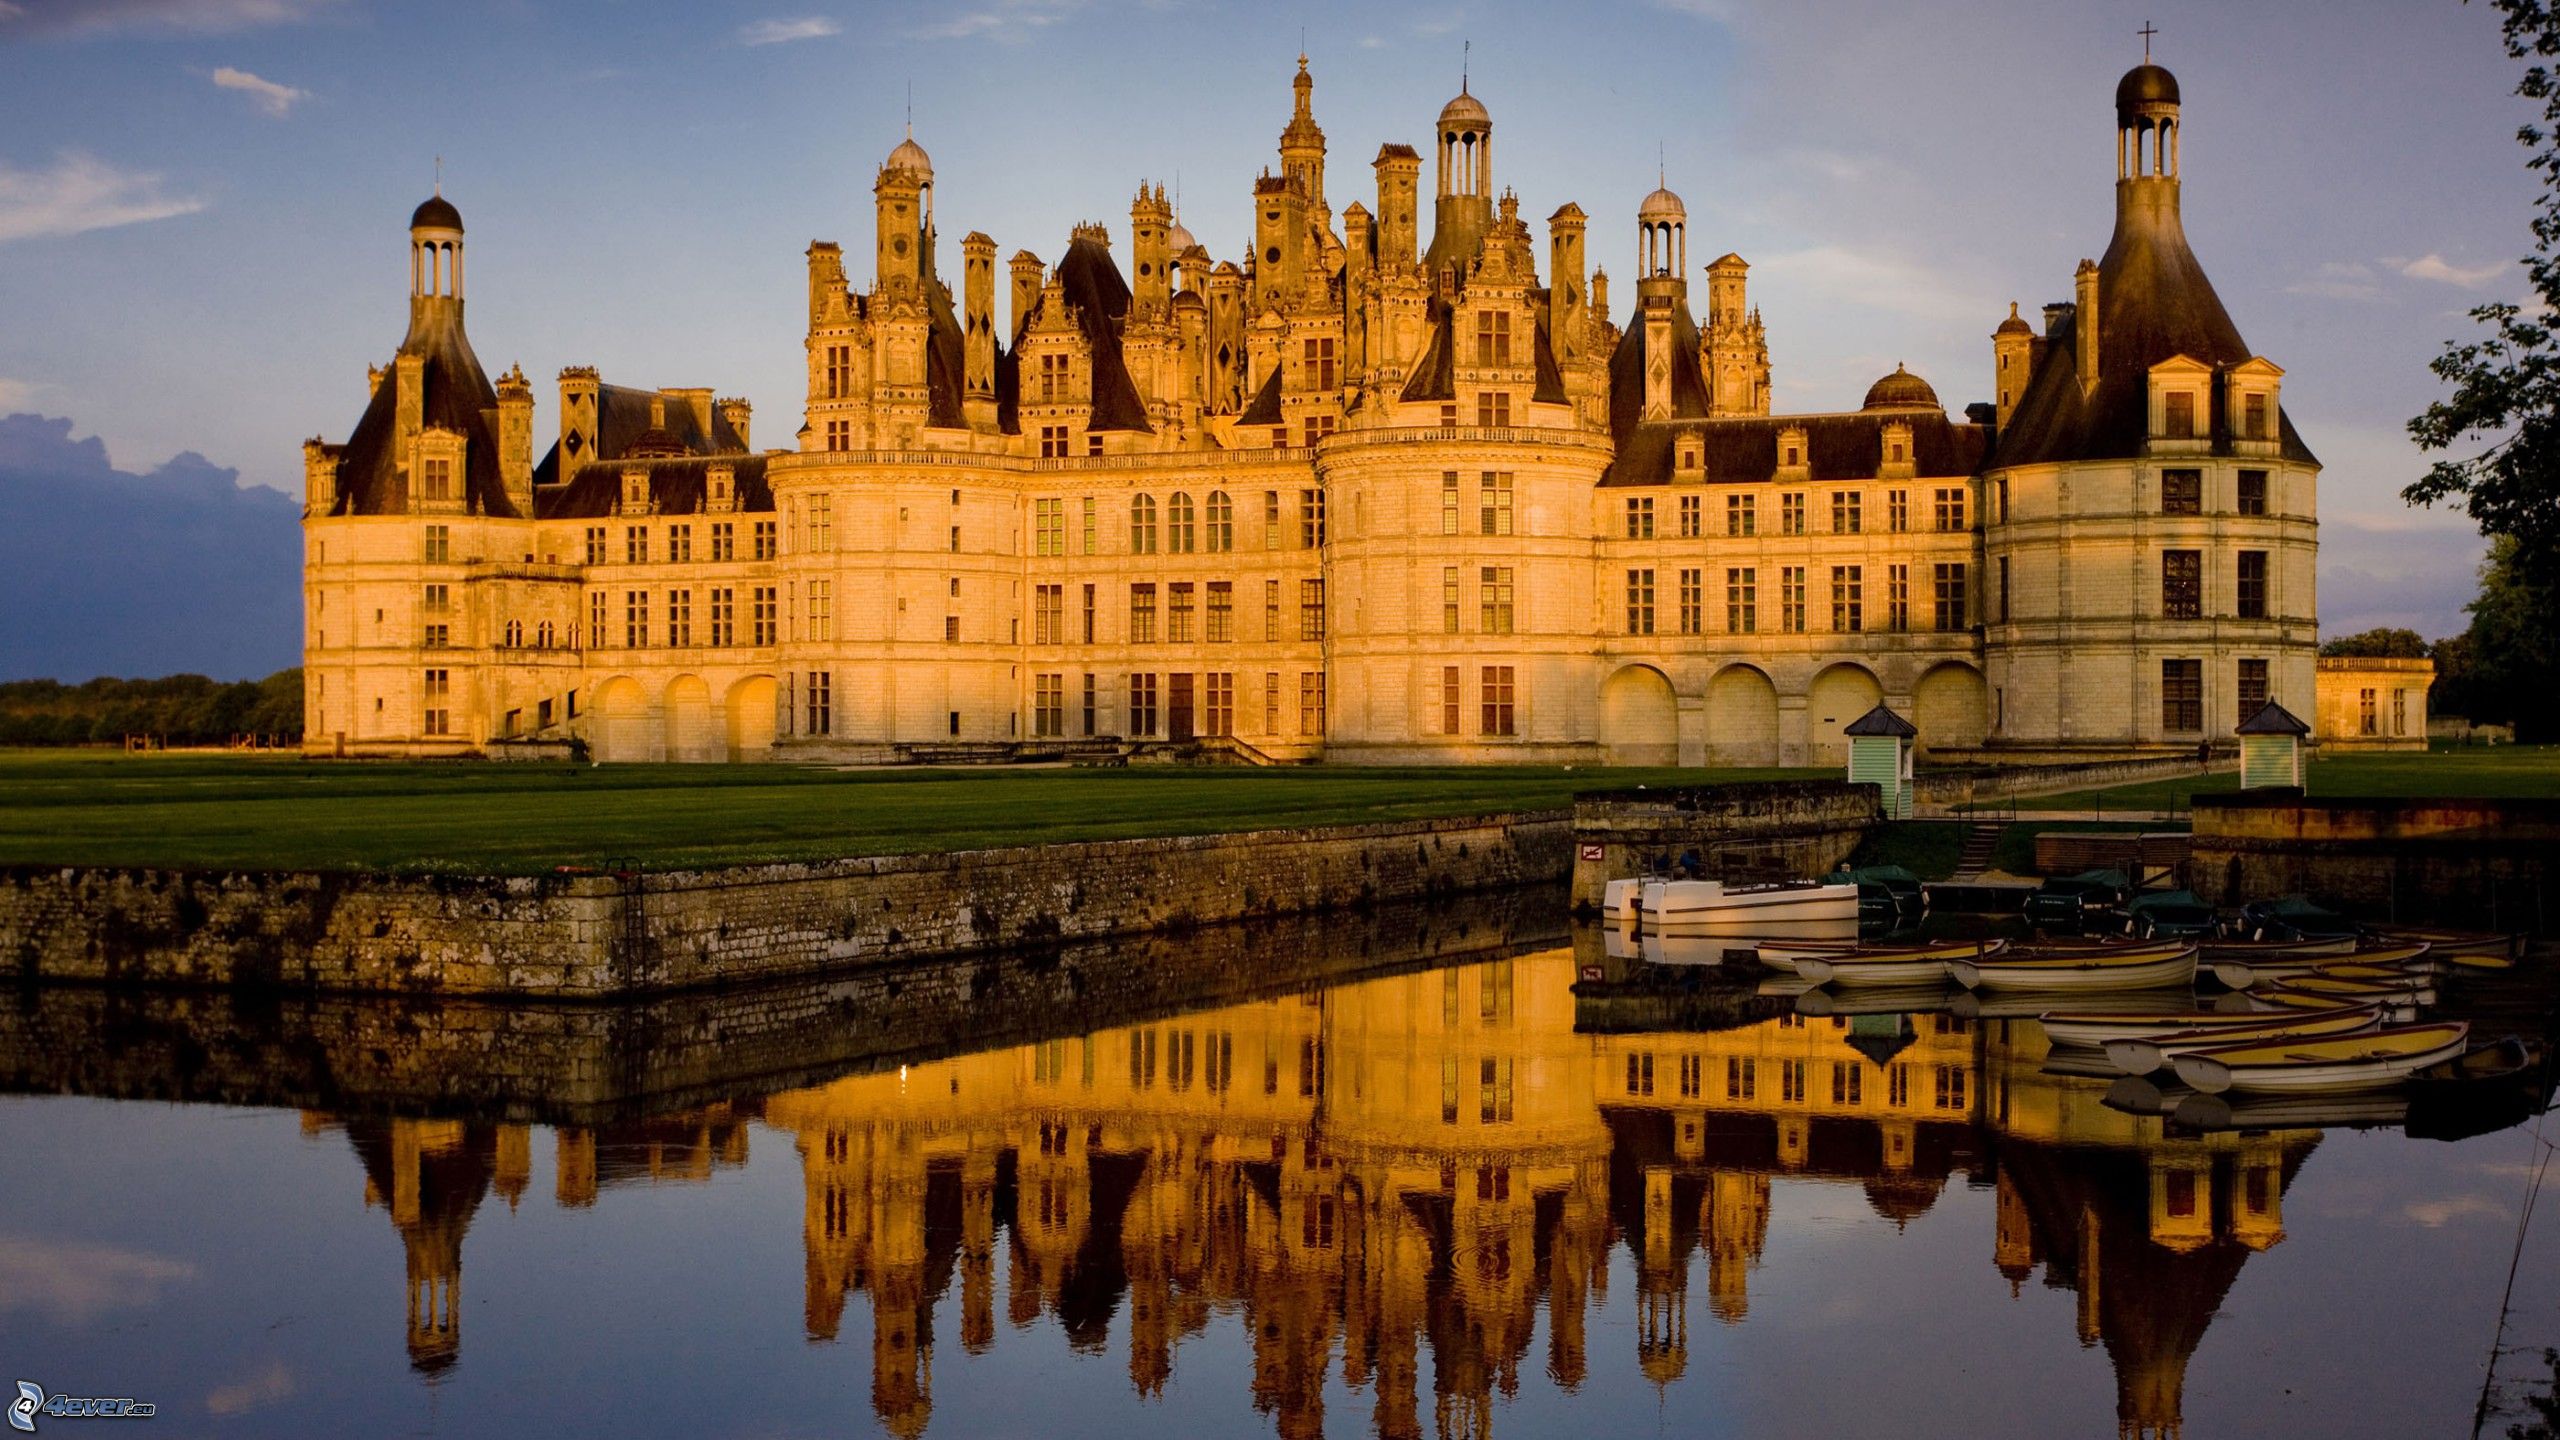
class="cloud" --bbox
[2401,253,2507,288]
[2286,260,2381,303]
[737,15,839,46]
[0,377,39,409]
[1358,34,1386,49]
[2403,1195,2506,1228]
[210,65,307,117]
[0,1236,197,1324]
[911,0,1082,42]
[205,1362,295,1417]
[0,152,204,244]
[1653,0,1738,19]
[0,0,340,37]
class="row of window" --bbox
[579,521,775,567]
[1014,671,1329,741]
[2160,467,2272,515]
[582,586,779,649]
[2161,549,2272,620]
[1031,579,1328,646]
[1624,486,1969,540]
[1623,564,1969,636]
[2162,657,2273,733]
[1622,1051,1969,1111]
[2356,686,2417,737]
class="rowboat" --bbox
[2368,925,2522,966]
[1793,982,1957,1017]
[2252,984,2422,1025]
[2039,1001,2370,1052]
[2210,941,2432,990]
[2170,1021,2470,1094]
[2170,1089,2412,1132]
[2197,935,2359,962]
[1750,938,1864,973]
[1637,877,1862,933]
[2101,1073,2196,1116]
[1954,987,2200,1021]
[1763,937,2007,982]
[2101,1006,2382,1076]
[2280,972,2438,1008]
[2405,1034,2551,1097]
[1949,944,2197,993]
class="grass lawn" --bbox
[1990,744,2560,813]
[0,749,1814,874]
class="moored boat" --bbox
[2210,940,2432,990]
[2252,983,2423,1025]
[2279,971,2438,1009]
[1949,944,2197,993]
[1794,940,2007,989]
[1793,981,1957,1017]
[2038,1002,2368,1052]
[1603,877,1644,926]
[1636,878,1862,934]
[2197,934,2359,962]
[1760,937,2006,979]
[2170,1020,2470,1094]
[2170,1089,2412,1132]
[2367,925,2522,968]
[2101,1006,2381,1076]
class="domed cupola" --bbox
[1862,363,1941,413]
[1637,182,1686,284]
[883,133,933,181]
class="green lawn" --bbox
[1989,744,2560,813]
[0,750,1812,874]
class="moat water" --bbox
[1,910,2555,1439]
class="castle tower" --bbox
[1279,55,1328,213]
[1131,183,1173,315]
[875,132,932,291]
[1993,301,2035,428]
[1373,144,1421,269]
[1547,203,1587,366]
[1702,253,1767,415]
[1426,82,1492,277]
[962,232,999,430]
[1634,185,1687,421]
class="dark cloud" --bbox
[0,413,299,681]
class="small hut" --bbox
[1845,703,1918,819]
[2235,701,2311,789]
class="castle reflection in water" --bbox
[307,949,2311,1440]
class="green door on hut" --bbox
[1845,703,1917,819]
[2236,700,2310,789]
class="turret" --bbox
[408,192,463,323]
[875,132,933,291]
[1278,55,1327,212]
[962,231,998,429]
[1427,82,1493,276]
[1635,184,1686,306]
[1547,203,1587,365]
[1993,302,2034,427]
[718,396,752,451]
[496,363,534,515]
[1008,250,1045,343]
[1373,144,1421,269]
[1252,173,1306,310]
[558,366,599,474]
[1130,184,1172,314]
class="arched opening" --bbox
[1913,661,1991,757]
[1600,664,1679,767]
[724,675,777,762]
[592,677,656,764]
[1807,663,1884,767]
[1705,665,1779,768]
[664,675,716,763]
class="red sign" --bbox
[1578,844,1605,862]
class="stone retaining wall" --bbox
[1567,780,1881,909]
[2190,792,2560,933]
[1913,755,2213,809]
[0,812,1569,998]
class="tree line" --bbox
[0,670,302,746]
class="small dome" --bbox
[1637,186,1686,223]
[1438,87,1490,130]
[1165,220,1197,254]
[2115,62,2179,111]
[884,134,933,178]
[410,194,462,232]
[1994,301,2033,337]
[1862,363,1941,412]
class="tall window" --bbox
[1304,335,1338,388]
[1831,565,1863,633]
[1625,569,1655,635]
[423,525,449,563]
[668,588,693,647]
[421,457,453,503]
[710,523,734,562]
[1203,672,1234,737]
[584,526,608,565]
[1298,672,1326,736]
[2359,687,2378,735]
[1167,492,1196,553]
[1034,498,1064,556]
[1831,491,1862,533]
[806,494,832,551]
[2237,657,2269,724]
[1726,567,1757,634]
[2164,389,2197,439]
[588,590,607,649]
[1480,666,1516,736]
[1263,491,1283,550]
[1678,494,1702,538]
[1206,582,1234,642]
[1888,564,1910,631]
[1082,584,1097,644]
[1933,563,1968,630]
[2237,551,2268,619]
[1997,556,2011,623]
[626,526,649,564]
[1168,582,1195,643]
[1129,583,1158,643]
[1082,497,1099,554]
[753,521,776,560]
[624,590,649,648]
[2162,469,2202,514]
[1034,674,1063,738]
[1130,494,1158,554]
[1299,579,1326,642]
[824,343,852,398]
[1780,567,1806,633]
[1934,487,1967,532]
[668,524,692,563]
[2162,659,2203,732]
[422,669,450,736]
[1038,352,1069,400]
[1479,567,1514,634]
[751,586,777,645]
[1625,496,1655,539]
[1441,472,1461,534]
[1205,490,1234,551]
[1130,673,1160,736]
[1479,472,1514,535]
[1726,493,1756,536]
[1475,390,1511,427]
[1265,580,1281,641]
[1299,488,1326,548]
[1034,584,1063,645]
[805,579,831,642]
[825,419,850,452]
[1678,568,1703,635]
[1082,675,1098,736]
[1440,665,1462,735]
[1038,424,1068,458]
[1781,492,1805,535]
[2162,549,2203,619]
[805,671,832,735]
[2243,391,2269,440]
[2238,469,2269,516]
[1443,567,1462,634]
[709,588,734,646]
[1474,310,1512,366]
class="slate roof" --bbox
[532,383,749,490]
[1049,233,1152,433]
[1845,703,1919,738]
[327,301,513,517]
[2235,700,2310,736]
[534,454,774,520]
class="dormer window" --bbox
[2242,392,2268,440]
[707,464,735,514]
[1785,445,1801,467]
[420,457,453,503]
[619,467,650,516]
[2164,390,2197,439]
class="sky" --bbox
[0,0,2541,678]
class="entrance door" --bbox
[1169,673,1196,742]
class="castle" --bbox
[301,55,2318,765]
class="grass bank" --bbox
[1991,744,2560,813]
[0,750,1813,874]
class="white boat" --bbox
[2170,1021,2470,1095]
[2211,941,2432,990]
[1952,987,2201,1022]
[1636,878,1861,935]
[1949,944,2197,993]
[1603,877,1645,927]
[2101,1006,2382,1076]
[2039,1002,2366,1052]
[2196,935,2358,962]
[2169,1089,2411,1131]
[1793,982,1956,1017]
[1758,936,2004,976]
[2281,971,2437,1008]
[1791,939,2007,989]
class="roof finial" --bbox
[2138,20,2157,60]
[1461,39,1469,93]
[1658,142,1665,188]
[433,154,442,196]
[904,80,912,138]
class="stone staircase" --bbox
[1951,822,2005,879]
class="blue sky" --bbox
[0,0,2539,655]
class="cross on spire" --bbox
[2138,21,2157,59]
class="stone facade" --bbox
[2313,656,2432,751]
[303,56,2317,766]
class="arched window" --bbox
[1130,493,1158,554]
[536,621,555,648]
[504,619,524,648]
[1167,492,1196,553]
[1205,490,1234,552]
